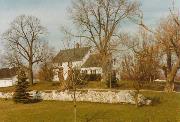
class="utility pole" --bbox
[109,60,112,89]
[73,41,77,122]
[73,72,77,122]
[109,56,113,89]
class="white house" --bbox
[53,45,118,81]
[0,67,18,87]
[53,45,91,81]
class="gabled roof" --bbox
[53,47,90,63]
[0,67,18,79]
[82,54,102,68]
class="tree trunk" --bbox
[101,54,111,83]
[165,73,175,92]
[165,58,180,92]
[165,82,175,93]
[73,84,77,122]
[167,50,172,73]
[102,62,109,82]
[28,63,34,85]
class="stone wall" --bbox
[0,90,151,105]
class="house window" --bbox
[83,70,87,74]
[113,58,116,65]
[90,70,96,74]
[92,70,96,74]
[90,70,92,74]
[85,70,87,74]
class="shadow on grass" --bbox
[13,99,43,104]
[28,98,43,104]
[81,111,112,122]
[147,96,161,106]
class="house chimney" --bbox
[76,43,80,48]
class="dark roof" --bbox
[0,67,18,79]
[82,54,101,68]
[53,47,90,63]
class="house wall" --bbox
[53,68,59,81]
[12,76,18,82]
[62,62,69,80]
[53,61,83,81]
[63,61,83,80]
[0,76,17,87]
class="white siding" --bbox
[0,76,17,88]
[53,61,84,81]
[53,68,59,81]
[63,61,83,80]
[62,62,69,80]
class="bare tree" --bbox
[37,47,55,82]
[137,0,180,92]
[155,16,180,92]
[55,31,84,121]
[121,53,143,107]
[3,15,48,85]
[120,29,162,106]
[64,51,83,122]
[68,0,140,82]
[121,30,160,81]
[139,10,180,92]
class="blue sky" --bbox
[0,0,180,53]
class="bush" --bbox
[106,73,118,88]
[81,74,101,81]
[37,63,54,82]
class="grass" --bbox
[82,81,107,89]
[117,80,165,91]
[0,80,180,92]
[80,80,167,91]
[0,91,179,122]
[0,82,61,92]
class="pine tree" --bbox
[13,70,30,104]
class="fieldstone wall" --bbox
[0,90,151,105]
[0,92,13,99]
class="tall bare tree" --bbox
[69,0,140,82]
[155,16,180,92]
[3,15,48,85]
[121,29,160,82]
[140,11,180,92]
[120,30,160,106]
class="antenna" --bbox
[139,10,145,34]
[74,40,76,55]
[172,0,175,11]
[80,36,82,46]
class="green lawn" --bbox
[0,91,179,122]
[0,82,61,92]
[0,80,179,92]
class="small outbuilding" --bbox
[0,67,18,87]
